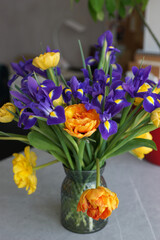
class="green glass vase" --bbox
[61,164,108,234]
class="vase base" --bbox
[61,217,108,234]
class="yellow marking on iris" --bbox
[158,99,160,104]
[77,89,83,95]
[50,111,57,118]
[49,90,54,99]
[112,64,116,69]
[89,59,95,63]
[106,77,110,83]
[97,95,103,103]
[116,86,123,91]
[147,96,154,105]
[138,83,151,93]
[29,115,34,120]
[109,46,114,49]
[65,89,72,94]
[104,121,110,132]
[115,99,122,104]
[20,108,24,116]
[40,84,45,88]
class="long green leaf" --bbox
[78,40,86,69]
[28,131,65,158]
[78,140,86,169]
[37,120,60,147]
[62,130,79,154]
[126,123,157,138]
[106,138,157,159]
[51,125,74,170]
[89,0,105,13]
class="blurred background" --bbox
[0,0,160,160]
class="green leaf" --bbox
[141,0,149,11]
[88,0,98,21]
[38,120,56,140]
[28,130,56,151]
[62,130,79,154]
[102,138,157,160]
[127,123,157,140]
[119,1,126,18]
[78,39,86,69]
[122,0,134,5]
[97,10,105,21]
[105,0,116,15]
[78,140,86,168]
[89,0,105,13]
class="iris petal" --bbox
[99,120,117,140]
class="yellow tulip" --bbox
[131,132,153,159]
[12,146,37,195]
[151,108,160,127]
[0,103,16,123]
[32,51,60,70]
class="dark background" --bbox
[0,65,28,160]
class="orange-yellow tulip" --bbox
[64,104,100,139]
[77,186,119,220]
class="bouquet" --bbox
[0,30,160,226]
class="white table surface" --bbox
[0,149,160,240]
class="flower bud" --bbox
[32,51,60,70]
[151,107,160,127]
[0,103,16,123]
[131,132,153,159]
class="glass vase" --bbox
[61,164,108,234]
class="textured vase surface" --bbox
[61,164,108,234]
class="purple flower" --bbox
[122,65,153,98]
[10,76,65,128]
[62,76,89,103]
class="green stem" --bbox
[96,158,100,188]
[87,64,93,80]
[47,67,59,86]
[135,4,160,49]
[0,136,29,142]
[94,135,103,159]
[78,139,86,170]
[52,125,74,170]
[34,159,59,170]
[98,39,107,69]
[78,40,86,69]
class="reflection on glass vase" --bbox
[61,164,108,234]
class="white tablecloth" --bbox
[0,149,160,240]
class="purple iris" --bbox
[122,66,152,98]
[10,76,65,129]
[9,45,61,87]
[8,59,47,87]
[85,31,120,69]
[122,65,160,112]
[85,78,130,140]
[143,91,160,113]
[62,76,89,103]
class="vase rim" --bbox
[63,162,106,173]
